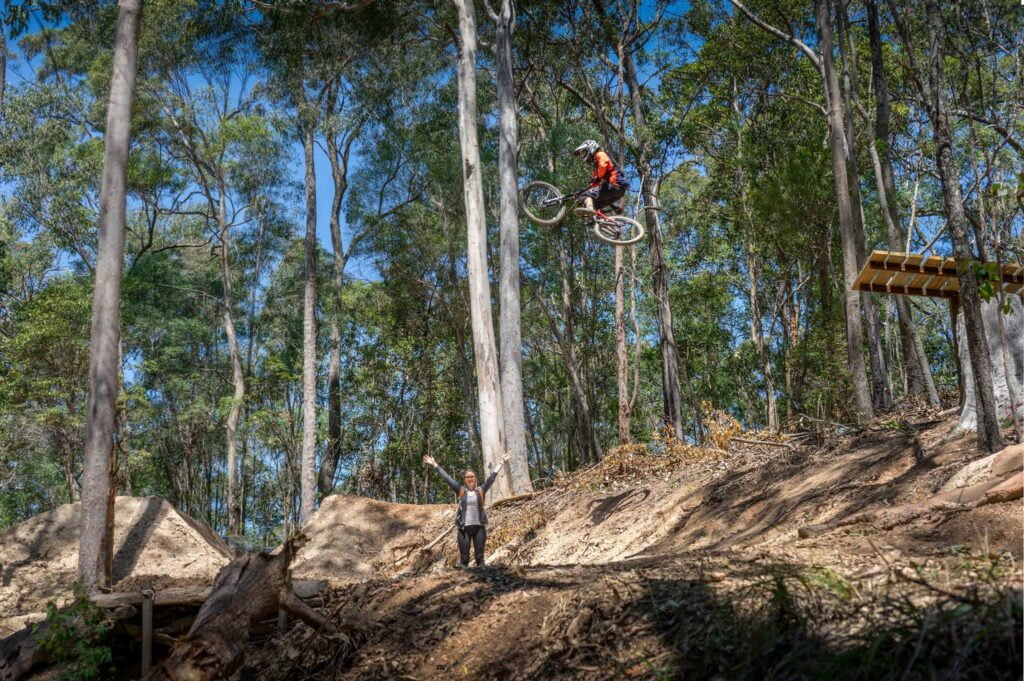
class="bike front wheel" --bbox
[520,180,568,225]
[592,215,645,246]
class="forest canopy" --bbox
[1,0,1021,547]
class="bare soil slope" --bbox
[292,416,1020,581]
[291,495,448,583]
[4,413,1021,679]
[0,496,231,637]
[249,415,1022,680]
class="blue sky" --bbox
[3,0,699,284]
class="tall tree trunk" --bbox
[299,127,318,523]
[783,279,797,420]
[453,0,509,498]
[748,252,779,431]
[78,0,141,592]
[615,245,630,444]
[552,230,602,462]
[865,0,939,407]
[816,0,873,422]
[320,131,351,498]
[218,191,244,539]
[923,0,1003,452]
[494,0,532,493]
[0,0,7,120]
[835,6,892,412]
[620,49,685,438]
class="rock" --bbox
[940,444,1023,492]
[983,472,1024,504]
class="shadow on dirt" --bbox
[241,561,1023,681]
[113,496,167,581]
[588,488,650,526]
[644,429,975,553]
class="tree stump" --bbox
[146,533,334,681]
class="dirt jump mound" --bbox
[291,495,447,584]
[0,496,232,636]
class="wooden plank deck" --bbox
[853,251,1023,299]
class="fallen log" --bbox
[89,579,326,610]
[985,472,1023,504]
[729,437,795,452]
[490,490,545,509]
[146,533,336,681]
[421,525,454,552]
[940,444,1023,492]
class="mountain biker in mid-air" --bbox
[571,140,629,220]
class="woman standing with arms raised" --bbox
[423,452,512,567]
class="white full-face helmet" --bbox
[572,139,600,162]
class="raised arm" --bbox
[423,455,461,493]
[481,452,512,494]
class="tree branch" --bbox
[728,0,821,70]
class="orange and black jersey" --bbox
[590,150,622,187]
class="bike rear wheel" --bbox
[520,180,568,225]
[592,214,645,246]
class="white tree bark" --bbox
[955,295,1023,434]
[453,0,509,498]
[494,0,532,494]
[78,0,141,591]
[300,128,318,524]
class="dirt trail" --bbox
[0,496,232,637]
[291,416,1021,583]
[3,414,1021,678]
[249,415,1022,679]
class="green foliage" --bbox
[33,585,114,681]
[0,0,1018,541]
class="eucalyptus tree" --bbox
[451,0,510,497]
[914,0,1003,451]
[863,0,938,407]
[560,0,688,439]
[151,21,288,534]
[487,0,532,493]
[258,13,332,525]
[729,0,875,422]
[79,0,142,591]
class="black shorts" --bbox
[581,181,626,210]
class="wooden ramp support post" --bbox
[141,582,154,676]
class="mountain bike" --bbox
[519,180,646,246]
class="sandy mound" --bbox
[0,496,232,636]
[291,495,448,583]
[362,416,1021,580]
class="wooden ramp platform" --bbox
[853,250,1024,300]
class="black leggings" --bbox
[457,525,487,566]
[580,181,626,210]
